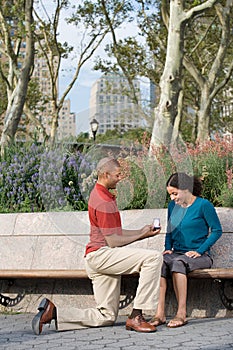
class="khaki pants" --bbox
[57,246,163,331]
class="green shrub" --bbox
[116,133,233,209]
[117,159,148,210]
[0,134,232,213]
[187,135,233,206]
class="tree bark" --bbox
[34,0,111,146]
[0,0,34,152]
[183,0,233,142]
[150,0,185,150]
[149,0,218,151]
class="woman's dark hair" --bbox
[166,172,202,196]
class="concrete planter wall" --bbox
[0,208,232,318]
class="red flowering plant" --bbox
[186,134,233,206]
[217,160,233,207]
[116,132,233,209]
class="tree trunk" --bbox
[149,0,219,151]
[0,0,34,152]
[183,0,233,143]
[150,0,185,150]
[50,100,59,145]
[197,85,211,142]
[172,84,184,143]
[23,103,49,142]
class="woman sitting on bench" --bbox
[150,172,222,328]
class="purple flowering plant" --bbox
[0,132,232,213]
[0,143,94,212]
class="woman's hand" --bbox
[185,251,201,258]
[163,250,173,255]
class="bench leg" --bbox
[0,293,25,307]
[216,280,233,311]
[119,293,135,309]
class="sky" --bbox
[53,1,148,135]
[55,3,119,135]
[59,64,102,134]
[37,0,151,136]
[57,11,103,134]
[37,1,105,134]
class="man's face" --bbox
[105,167,122,189]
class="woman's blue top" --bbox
[165,197,222,255]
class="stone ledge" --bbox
[0,208,233,317]
[0,208,232,270]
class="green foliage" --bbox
[0,75,7,116]
[94,127,151,145]
[116,133,233,209]
[217,182,233,207]
[94,38,147,80]
[117,159,148,210]
[76,132,90,144]
[192,153,227,206]
[25,78,49,113]
[217,186,233,207]
[187,135,233,206]
[0,135,232,213]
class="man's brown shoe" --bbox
[126,315,157,332]
[32,298,57,335]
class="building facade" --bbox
[89,74,142,136]
[33,51,76,142]
[0,18,76,142]
[57,99,76,140]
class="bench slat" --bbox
[0,269,89,279]
[188,268,233,279]
[0,268,233,280]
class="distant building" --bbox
[57,99,76,140]
[150,80,157,109]
[32,49,76,142]
[221,88,233,133]
[89,74,142,136]
[0,28,76,142]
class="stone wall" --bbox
[0,208,232,318]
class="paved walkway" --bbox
[0,313,232,350]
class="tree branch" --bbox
[210,59,233,100]
[183,56,206,88]
[183,0,219,22]
[100,0,139,104]
[208,2,232,86]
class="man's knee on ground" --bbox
[98,308,118,325]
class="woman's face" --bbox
[167,186,191,207]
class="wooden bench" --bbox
[189,268,233,311]
[0,208,232,316]
[0,267,232,280]
[0,268,233,310]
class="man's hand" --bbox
[105,224,161,248]
[141,224,161,238]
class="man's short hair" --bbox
[96,157,120,175]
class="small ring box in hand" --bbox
[153,218,161,231]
